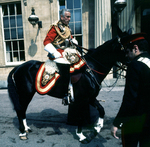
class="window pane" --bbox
[70,10,73,22]
[74,0,81,8]
[69,23,74,34]
[59,0,65,6]
[3,2,25,63]
[11,29,17,39]
[75,22,81,34]
[2,5,8,16]
[3,17,9,28]
[60,5,65,9]
[9,4,15,15]
[59,0,65,9]
[4,29,10,40]
[16,3,21,14]
[6,52,12,62]
[13,41,18,51]
[17,15,22,26]
[10,16,16,27]
[67,0,73,9]
[19,40,24,51]
[18,28,23,39]
[20,51,25,61]
[75,9,81,21]
[6,41,11,51]
[13,52,19,61]
[76,36,82,46]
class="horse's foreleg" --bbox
[94,117,104,133]
[94,99,105,133]
[17,109,31,140]
[23,119,32,133]
[16,111,27,140]
[76,125,89,144]
[90,99,105,133]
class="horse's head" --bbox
[113,27,133,64]
[84,27,133,75]
[99,28,132,65]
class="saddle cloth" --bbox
[35,57,85,95]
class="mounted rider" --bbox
[43,9,82,105]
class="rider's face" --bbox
[61,11,71,25]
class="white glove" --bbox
[53,51,61,58]
[54,58,70,64]
[71,38,78,45]
[44,43,61,58]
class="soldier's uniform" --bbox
[113,34,150,146]
[44,20,80,64]
[43,20,83,105]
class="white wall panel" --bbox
[119,0,136,34]
[95,0,112,47]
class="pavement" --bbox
[0,86,125,147]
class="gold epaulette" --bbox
[47,21,71,48]
[46,20,58,33]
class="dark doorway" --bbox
[141,1,150,51]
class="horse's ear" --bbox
[117,25,123,37]
[127,28,132,35]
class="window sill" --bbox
[5,61,25,67]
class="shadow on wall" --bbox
[28,26,41,57]
[28,39,37,57]
[102,22,111,42]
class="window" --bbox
[2,2,25,64]
[143,9,150,16]
[59,0,82,45]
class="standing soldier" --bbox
[111,33,150,147]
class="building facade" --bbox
[0,0,149,88]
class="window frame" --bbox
[1,2,25,66]
[58,0,83,45]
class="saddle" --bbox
[35,58,85,95]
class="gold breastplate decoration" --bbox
[48,21,71,49]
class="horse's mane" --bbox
[85,37,117,57]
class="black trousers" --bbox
[121,115,150,147]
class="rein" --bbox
[73,37,126,76]
[72,38,127,88]
[84,57,126,77]
[83,59,106,75]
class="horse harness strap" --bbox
[47,21,71,49]
[117,36,124,51]
[86,68,102,90]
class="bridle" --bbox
[117,36,125,51]
[73,37,127,88]
[73,36,126,75]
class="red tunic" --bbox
[43,26,57,46]
[43,25,86,72]
[43,26,71,54]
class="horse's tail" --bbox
[7,67,21,111]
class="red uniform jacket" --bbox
[43,26,72,55]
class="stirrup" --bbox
[62,92,74,105]
[68,89,74,102]
[62,95,70,105]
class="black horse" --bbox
[7,29,129,143]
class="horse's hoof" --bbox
[19,132,28,140]
[94,125,102,134]
[89,130,98,140]
[25,129,32,133]
[93,129,98,136]
[20,135,28,140]
[80,138,91,144]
